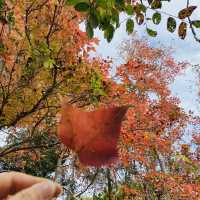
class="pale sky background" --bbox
[92,0,200,115]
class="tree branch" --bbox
[0,142,60,157]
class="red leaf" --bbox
[58,104,128,166]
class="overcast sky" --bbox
[93,0,200,115]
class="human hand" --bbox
[0,172,62,200]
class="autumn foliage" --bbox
[0,1,200,199]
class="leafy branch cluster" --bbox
[68,0,200,42]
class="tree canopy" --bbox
[0,0,200,199]
[1,1,200,42]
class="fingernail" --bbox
[33,181,59,199]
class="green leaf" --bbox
[99,14,111,30]
[89,10,99,28]
[138,4,147,13]
[107,0,115,8]
[67,0,77,5]
[96,0,107,8]
[115,0,125,8]
[0,0,4,10]
[146,28,157,37]
[104,24,115,42]
[111,9,120,28]
[7,11,15,28]
[98,7,106,18]
[126,19,134,34]
[191,20,200,28]
[38,42,51,55]
[67,0,88,5]
[125,4,134,15]
[86,21,94,38]
[167,17,176,33]
[74,2,90,12]
[152,12,161,25]
[43,58,56,69]
[115,0,124,5]
[151,0,162,9]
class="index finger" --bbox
[0,172,61,199]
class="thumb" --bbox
[9,181,61,200]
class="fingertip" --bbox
[36,181,62,198]
[54,182,62,197]
[9,181,59,200]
